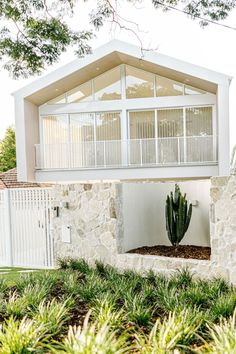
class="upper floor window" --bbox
[45,65,209,104]
[184,85,206,95]
[126,66,154,99]
[67,82,93,103]
[186,107,212,136]
[156,76,183,96]
[94,67,121,101]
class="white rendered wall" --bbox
[122,180,210,252]
[15,98,39,181]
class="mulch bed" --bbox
[127,245,211,260]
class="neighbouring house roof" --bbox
[12,40,232,106]
[0,168,50,189]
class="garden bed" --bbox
[0,258,235,353]
[127,244,211,260]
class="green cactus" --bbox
[165,184,192,247]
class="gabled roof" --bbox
[0,168,50,189]
[13,39,232,105]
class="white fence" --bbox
[0,188,53,268]
[35,136,216,170]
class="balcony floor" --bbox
[35,163,218,182]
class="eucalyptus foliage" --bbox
[0,0,235,78]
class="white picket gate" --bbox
[0,188,54,268]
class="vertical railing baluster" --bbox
[104,141,106,167]
[177,137,180,164]
[140,139,143,166]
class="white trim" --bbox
[183,107,187,163]
[39,94,216,115]
[4,189,13,267]
[35,164,218,182]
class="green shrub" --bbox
[136,309,201,353]
[54,312,131,354]
[204,308,236,353]
[0,316,45,353]
[4,291,28,318]
[33,298,72,337]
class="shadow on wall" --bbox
[121,180,210,252]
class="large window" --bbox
[70,113,95,167]
[94,67,121,101]
[42,115,68,143]
[186,107,212,136]
[128,106,213,164]
[95,112,121,166]
[41,115,69,168]
[46,65,209,104]
[129,111,155,139]
[67,82,92,103]
[126,66,154,99]
[185,85,206,95]
[42,112,121,168]
[156,76,183,97]
[186,107,213,162]
[157,109,183,137]
[129,110,156,164]
[157,109,184,163]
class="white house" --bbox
[13,40,232,183]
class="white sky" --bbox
[0,1,236,150]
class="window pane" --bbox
[67,82,92,103]
[156,76,183,97]
[96,112,121,141]
[42,115,68,168]
[185,85,206,95]
[94,67,121,101]
[186,107,212,136]
[70,113,94,142]
[47,94,66,104]
[126,66,154,99]
[157,109,183,137]
[129,111,155,165]
[157,109,183,164]
[129,111,155,139]
[96,112,121,166]
[42,115,68,143]
[70,113,95,168]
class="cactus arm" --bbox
[184,203,192,234]
[165,202,172,245]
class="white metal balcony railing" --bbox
[35,136,217,170]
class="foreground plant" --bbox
[33,298,72,337]
[136,309,201,353]
[4,291,28,318]
[204,308,236,353]
[91,298,126,330]
[0,316,45,353]
[55,312,130,354]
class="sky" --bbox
[0,1,236,150]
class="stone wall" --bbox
[210,176,236,283]
[52,183,119,264]
[51,177,236,284]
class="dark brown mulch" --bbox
[127,245,211,260]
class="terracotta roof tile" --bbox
[0,168,51,189]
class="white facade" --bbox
[13,40,231,182]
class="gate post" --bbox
[4,189,13,266]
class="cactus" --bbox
[165,184,192,247]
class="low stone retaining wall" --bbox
[51,176,236,284]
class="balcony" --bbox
[35,136,216,170]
